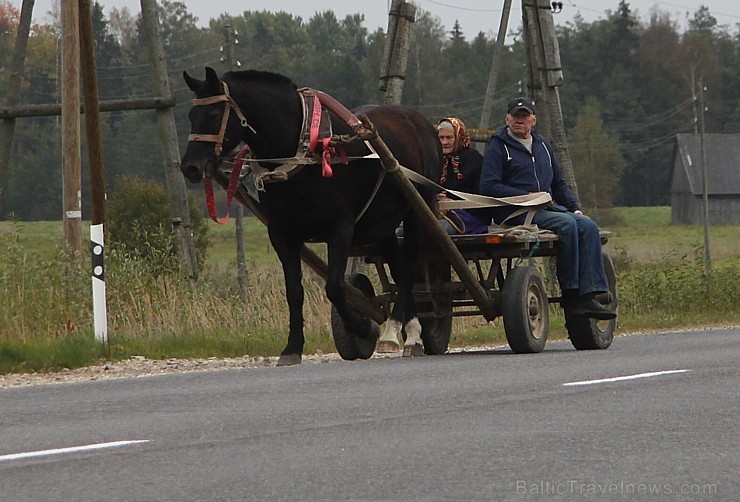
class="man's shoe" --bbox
[567,297,616,320]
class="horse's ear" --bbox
[183,70,204,94]
[205,67,219,82]
[205,67,221,92]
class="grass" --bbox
[606,206,738,266]
[0,207,738,374]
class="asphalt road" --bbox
[1,328,737,501]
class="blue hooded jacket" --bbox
[479,126,580,224]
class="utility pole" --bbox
[0,0,34,216]
[379,0,416,104]
[698,78,712,277]
[690,65,699,134]
[79,0,107,227]
[521,0,579,202]
[60,0,82,257]
[223,23,248,301]
[140,0,199,285]
[479,0,512,132]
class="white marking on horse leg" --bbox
[402,317,424,357]
[377,318,402,352]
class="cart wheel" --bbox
[331,273,379,361]
[566,251,618,350]
[419,261,452,355]
[502,266,549,353]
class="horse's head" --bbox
[180,67,247,183]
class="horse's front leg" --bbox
[324,229,379,342]
[269,228,305,366]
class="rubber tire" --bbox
[566,251,618,350]
[419,262,453,355]
[331,273,379,361]
[502,266,549,353]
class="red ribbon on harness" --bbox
[204,144,250,224]
[309,92,338,178]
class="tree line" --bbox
[1,0,738,220]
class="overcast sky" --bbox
[30,0,740,39]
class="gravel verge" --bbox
[2,326,735,389]
[0,350,404,389]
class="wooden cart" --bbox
[334,230,617,357]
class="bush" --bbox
[107,176,209,274]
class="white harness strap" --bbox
[400,166,552,219]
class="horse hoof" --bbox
[402,342,425,357]
[376,340,400,353]
[276,354,302,366]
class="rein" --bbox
[204,144,250,224]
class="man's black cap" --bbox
[507,96,536,115]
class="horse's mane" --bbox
[224,69,297,90]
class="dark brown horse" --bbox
[180,67,441,365]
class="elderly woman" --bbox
[436,117,490,234]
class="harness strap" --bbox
[188,82,253,156]
[354,170,386,224]
[204,144,251,224]
[402,166,552,210]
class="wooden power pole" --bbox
[79,0,106,226]
[698,79,712,276]
[0,0,34,216]
[479,0,513,131]
[521,0,580,201]
[60,0,82,256]
[223,23,249,301]
[380,0,416,104]
[140,0,199,284]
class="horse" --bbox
[180,67,442,366]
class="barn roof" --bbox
[672,134,740,195]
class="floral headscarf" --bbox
[437,117,471,185]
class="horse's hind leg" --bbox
[376,235,403,353]
[376,227,424,357]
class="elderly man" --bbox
[479,97,616,320]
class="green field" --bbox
[1,207,738,374]
[4,206,737,267]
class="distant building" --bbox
[670,134,740,224]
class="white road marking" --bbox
[0,440,150,463]
[563,369,691,387]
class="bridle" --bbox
[187,81,255,157]
[187,81,255,224]
[185,80,380,224]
